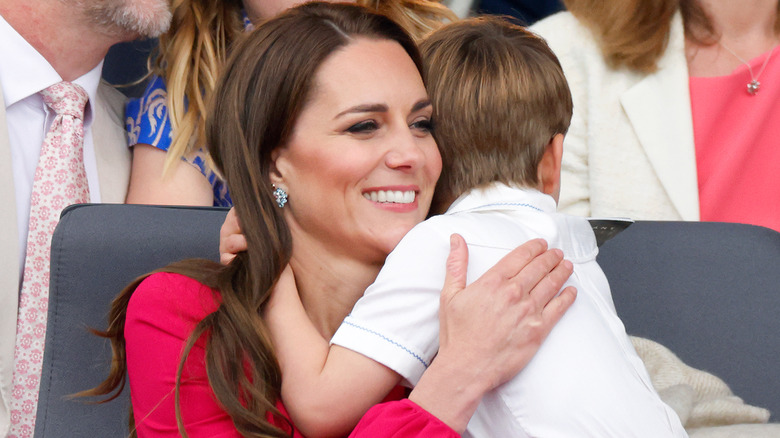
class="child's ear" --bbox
[537,134,564,203]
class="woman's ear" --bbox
[270,147,287,187]
[537,134,564,203]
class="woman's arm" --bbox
[125,272,242,437]
[264,235,575,437]
[124,75,215,206]
[126,144,214,206]
[350,399,460,437]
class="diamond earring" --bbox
[273,185,288,208]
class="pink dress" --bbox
[689,47,780,232]
[124,272,458,437]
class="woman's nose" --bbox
[385,130,426,172]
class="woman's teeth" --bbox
[363,190,415,204]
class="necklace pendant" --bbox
[748,79,761,95]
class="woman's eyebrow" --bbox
[334,99,431,119]
[335,103,388,119]
[411,99,431,113]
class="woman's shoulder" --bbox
[127,271,221,330]
[530,11,592,45]
[126,75,169,116]
[530,11,604,69]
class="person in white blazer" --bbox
[530,0,780,227]
[0,1,172,435]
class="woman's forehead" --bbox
[306,38,427,112]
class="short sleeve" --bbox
[350,399,459,438]
[187,149,233,207]
[331,219,452,386]
[125,75,173,151]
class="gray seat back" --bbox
[596,221,780,421]
[35,204,229,438]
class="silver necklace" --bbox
[718,41,776,95]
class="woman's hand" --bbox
[219,207,247,264]
[409,234,576,433]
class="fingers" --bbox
[468,240,564,306]
[490,239,549,280]
[220,234,247,265]
[505,247,564,302]
[442,234,469,304]
[219,207,240,238]
[541,285,577,326]
[529,258,573,308]
[219,207,246,265]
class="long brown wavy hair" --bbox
[152,0,243,176]
[85,3,423,437]
[564,0,780,73]
[153,0,453,179]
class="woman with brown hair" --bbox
[124,0,457,207]
[531,0,780,231]
[89,3,575,436]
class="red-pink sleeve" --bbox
[125,272,241,438]
[349,399,460,438]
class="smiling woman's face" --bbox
[271,37,442,264]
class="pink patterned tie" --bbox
[9,82,90,438]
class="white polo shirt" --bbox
[331,183,687,438]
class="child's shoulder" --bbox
[394,210,540,256]
[398,214,469,246]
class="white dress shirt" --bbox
[0,14,103,278]
[332,183,687,437]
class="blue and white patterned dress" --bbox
[124,12,255,207]
[125,76,233,207]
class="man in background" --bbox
[0,1,172,435]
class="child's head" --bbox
[421,16,573,213]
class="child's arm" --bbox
[264,266,400,438]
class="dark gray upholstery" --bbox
[597,221,780,421]
[34,204,229,438]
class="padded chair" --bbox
[596,221,780,421]
[34,204,229,438]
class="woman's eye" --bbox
[346,120,379,133]
[411,118,434,133]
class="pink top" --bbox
[689,47,780,232]
[125,272,458,437]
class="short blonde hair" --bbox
[421,16,572,211]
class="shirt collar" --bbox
[0,13,103,119]
[445,182,557,215]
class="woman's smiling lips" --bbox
[362,186,420,212]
